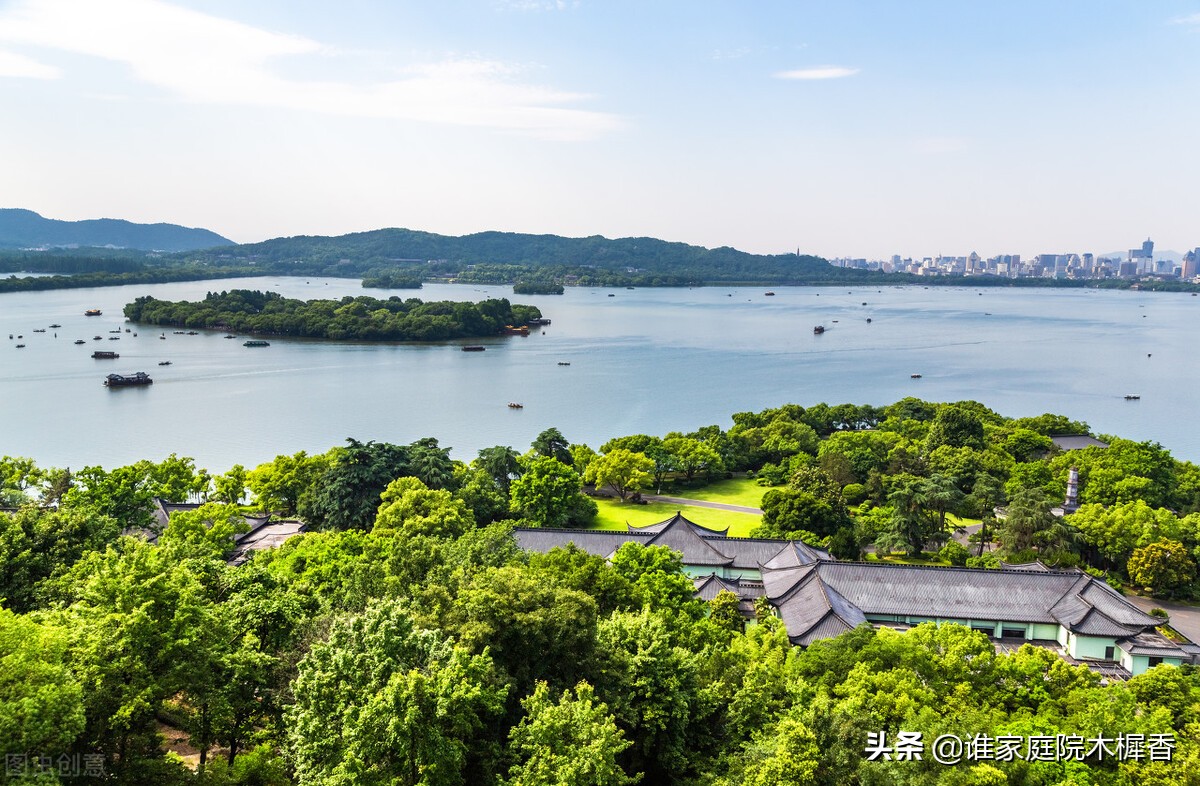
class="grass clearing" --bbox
[659,477,767,509]
[590,496,760,537]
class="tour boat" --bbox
[104,372,153,387]
[84,309,101,316]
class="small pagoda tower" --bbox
[1062,466,1080,514]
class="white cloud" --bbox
[0,0,618,140]
[774,65,859,80]
[1170,12,1200,25]
[0,48,57,78]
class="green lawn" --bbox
[589,496,761,537]
[657,477,767,509]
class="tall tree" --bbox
[503,681,635,786]
[584,449,655,502]
[288,600,506,786]
[510,455,596,529]
[298,438,410,531]
[531,428,573,466]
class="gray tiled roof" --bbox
[645,523,734,566]
[512,527,651,557]
[631,511,728,537]
[1050,435,1110,451]
[1117,631,1189,658]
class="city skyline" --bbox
[1,1,1198,259]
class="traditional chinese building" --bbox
[513,512,1196,677]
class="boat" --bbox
[861,302,867,306]
[15,344,25,348]
[557,361,571,366]
[462,345,486,352]
[158,361,172,366]
[49,324,61,328]
[911,374,922,379]
[527,317,551,325]
[108,336,120,340]
[813,325,825,334]
[104,372,153,387]
[33,329,45,333]
[160,334,166,340]
[224,334,236,339]
[866,318,872,323]
[243,340,270,347]
[91,351,119,359]
[1124,394,1140,400]
[765,291,775,296]
[503,325,530,336]
[74,339,85,344]
[608,293,615,297]
[508,402,524,409]
[186,331,199,336]
[92,336,102,340]
[109,329,121,333]
[84,309,101,316]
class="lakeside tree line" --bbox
[3,400,1200,784]
[122,290,543,341]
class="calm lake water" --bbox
[2,277,1197,471]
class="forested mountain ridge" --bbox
[186,227,855,285]
[0,208,233,252]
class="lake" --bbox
[2,277,1197,471]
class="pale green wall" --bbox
[1068,633,1116,660]
[1032,624,1060,640]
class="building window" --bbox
[1148,656,1163,667]
[1001,627,1025,639]
[1104,646,1115,660]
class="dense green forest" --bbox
[3,399,1200,784]
[123,290,543,341]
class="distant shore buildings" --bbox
[831,237,1200,283]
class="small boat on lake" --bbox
[243,340,270,347]
[92,351,119,359]
[49,324,61,328]
[15,344,25,348]
[84,309,101,316]
[33,329,45,333]
[462,345,486,352]
[74,339,85,344]
[92,336,102,340]
[764,291,775,296]
[105,372,152,387]
[558,361,571,366]
[1124,394,1140,400]
[813,325,825,334]
[911,374,922,379]
[508,402,524,409]
[158,361,172,366]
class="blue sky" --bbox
[0,0,1197,259]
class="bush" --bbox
[938,541,970,567]
[965,552,1000,569]
[842,483,866,505]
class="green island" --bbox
[3,398,1200,783]
[123,290,542,341]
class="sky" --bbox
[0,0,1198,260]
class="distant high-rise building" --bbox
[1183,249,1199,280]
[1129,237,1154,274]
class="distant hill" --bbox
[187,227,849,285]
[0,208,233,252]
